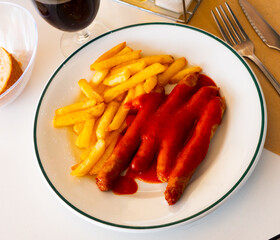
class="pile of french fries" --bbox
[53,42,202,178]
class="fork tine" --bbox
[219,5,242,43]
[224,2,248,40]
[211,10,232,45]
[214,6,237,45]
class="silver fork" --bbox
[211,2,280,95]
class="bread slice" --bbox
[0,47,23,94]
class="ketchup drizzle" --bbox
[111,74,216,195]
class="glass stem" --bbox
[76,29,91,44]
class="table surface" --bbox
[1,0,280,239]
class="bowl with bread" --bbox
[0,2,38,108]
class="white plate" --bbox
[34,23,266,232]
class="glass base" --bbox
[60,21,109,57]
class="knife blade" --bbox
[239,0,280,51]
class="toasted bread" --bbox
[0,47,23,94]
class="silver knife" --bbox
[239,0,280,51]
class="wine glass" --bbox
[32,0,109,57]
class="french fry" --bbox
[135,83,145,97]
[71,139,105,177]
[162,63,170,68]
[78,79,104,102]
[110,59,139,71]
[109,55,173,73]
[89,135,119,175]
[90,69,109,85]
[153,85,165,94]
[124,88,135,104]
[89,122,126,175]
[53,103,105,127]
[115,46,133,56]
[170,66,202,84]
[103,69,131,86]
[80,147,92,161]
[115,92,126,102]
[94,42,126,63]
[90,117,100,145]
[75,118,95,148]
[73,122,85,135]
[110,61,146,76]
[143,75,157,93]
[71,162,80,171]
[103,63,166,102]
[106,121,127,144]
[96,101,120,139]
[93,83,107,95]
[158,57,187,86]
[75,124,120,170]
[140,55,174,66]
[76,119,120,163]
[55,99,97,115]
[90,50,141,71]
[107,88,134,131]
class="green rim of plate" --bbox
[33,22,266,230]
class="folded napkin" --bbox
[155,0,192,13]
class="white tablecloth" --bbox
[1,1,279,239]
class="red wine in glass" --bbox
[32,0,108,56]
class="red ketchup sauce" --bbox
[111,176,138,195]
[111,162,161,195]
[126,160,162,184]
[198,74,216,87]
[111,74,216,195]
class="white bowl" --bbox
[0,2,38,108]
